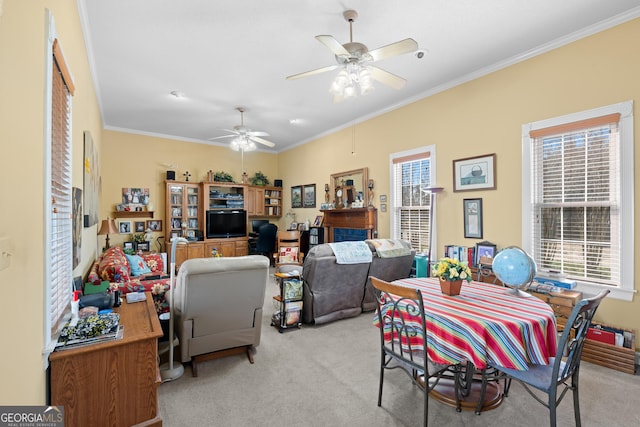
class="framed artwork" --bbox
[475,241,497,266]
[83,131,99,227]
[123,242,134,251]
[303,184,316,208]
[147,220,162,231]
[289,221,298,231]
[121,187,150,210]
[291,186,302,208]
[313,215,323,227]
[453,153,496,192]
[72,187,82,268]
[135,241,150,252]
[463,198,483,239]
[118,221,132,234]
[134,221,146,232]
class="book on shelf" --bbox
[444,245,476,266]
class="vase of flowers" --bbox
[431,257,472,296]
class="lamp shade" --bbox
[97,218,118,235]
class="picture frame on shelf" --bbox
[147,220,162,231]
[134,221,146,233]
[303,184,316,208]
[118,221,132,234]
[475,241,497,266]
[123,242,134,251]
[291,186,302,208]
[289,221,298,231]
[453,153,496,192]
[463,198,483,239]
[135,241,150,252]
[313,215,323,227]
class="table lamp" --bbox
[97,218,118,250]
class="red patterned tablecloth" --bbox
[375,277,558,371]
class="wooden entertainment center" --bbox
[165,181,282,270]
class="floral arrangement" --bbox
[431,257,472,282]
[213,171,234,182]
[249,171,270,186]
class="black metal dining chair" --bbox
[489,289,610,427]
[371,276,456,426]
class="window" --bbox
[522,101,633,301]
[44,13,75,356]
[390,146,436,255]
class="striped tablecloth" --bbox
[375,277,558,371]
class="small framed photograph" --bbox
[291,186,302,208]
[463,198,483,239]
[118,221,132,234]
[135,241,150,252]
[379,194,387,203]
[147,220,162,231]
[134,221,146,233]
[475,241,497,266]
[289,221,298,230]
[313,215,323,227]
[303,184,316,208]
[453,153,496,192]
[380,204,387,212]
[123,241,134,251]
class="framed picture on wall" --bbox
[291,186,302,208]
[453,153,496,192]
[134,221,146,233]
[118,221,132,234]
[463,198,483,239]
[303,184,316,208]
[147,220,162,231]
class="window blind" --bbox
[391,150,433,253]
[530,115,620,285]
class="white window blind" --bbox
[46,31,75,354]
[390,148,434,253]
[523,101,634,300]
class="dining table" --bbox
[375,277,558,412]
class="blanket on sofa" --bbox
[328,241,373,264]
[367,239,412,258]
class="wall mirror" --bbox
[330,167,369,208]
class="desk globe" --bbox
[492,246,536,297]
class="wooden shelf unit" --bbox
[247,185,282,218]
[113,210,154,218]
[165,181,202,239]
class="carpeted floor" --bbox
[158,274,640,426]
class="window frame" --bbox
[522,101,634,301]
[389,145,437,256]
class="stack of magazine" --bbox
[55,312,123,351]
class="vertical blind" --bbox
[529,113,620,286]
[392,151,432,253]
[49,38,74,339]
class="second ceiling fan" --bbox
[287,9,418,101]
[208,107,275,151]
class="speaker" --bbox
[166,170,176,180]
[274,179,283,187]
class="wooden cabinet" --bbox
[173,241,205,272]
[205,238,248,257]
[49,293,163,427]
[247,185,282,217]
[166,181,202,239]
[321,207,377,242]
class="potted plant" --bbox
[213,171,234,182]
[249,171,270,186]
[431,257,472,296]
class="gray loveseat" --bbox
[301,239,415,325]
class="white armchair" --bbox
[173,255,270,376]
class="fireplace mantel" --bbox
[320,207,377,242]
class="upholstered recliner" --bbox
[173,255,270,376]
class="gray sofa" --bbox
[301,239,415,325]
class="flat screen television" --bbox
[206,210,247,238]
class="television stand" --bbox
[169,237,249,272]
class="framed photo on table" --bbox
[463,198,483,239]
[475,241,497,266]
[453,153,496,192]
[313,215,323,227]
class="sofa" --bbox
[172,255,269,375]
[301,239,415,325]
[87,246,171,314]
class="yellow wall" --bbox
[0,0,102,403]
[100,130,279,247]
[1,0,638,405]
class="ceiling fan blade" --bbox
[247,131,269,137]
[207,134,237,141]
[315,35,350,57]
[286,64,339,80]
[250,136,275,148]
[368,66,407,90]
[368,38,418,62]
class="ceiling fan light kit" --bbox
[287,9,418,103]
[207,107,275,152]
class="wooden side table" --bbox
[49,292,163,427]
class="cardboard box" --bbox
[534,276,577,289]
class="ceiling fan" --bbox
[208,107,275,150]
[286,9,418,100]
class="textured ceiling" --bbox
[78,0,640,152]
